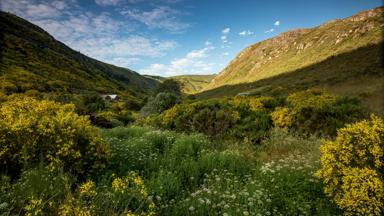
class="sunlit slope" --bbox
[205,7,383,90]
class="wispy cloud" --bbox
[222,27,230,34]
[204,40,212,46]
[1,0,177,68]
[264,28,274,33]
[220,27,231,47]
[120,6,189,33]
[220,35,227,42]
[274,20,280,26]
[141,44,215,76]
[95,0,121,6]
[239,30,254,36]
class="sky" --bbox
[1,0,382,77]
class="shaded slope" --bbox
[0,11,158,96]
[196,43,384,112]
[170,74,216,94]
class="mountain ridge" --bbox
[205,6,384,90]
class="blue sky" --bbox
[1,0,382,76]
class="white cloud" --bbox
[204,40,212,46]
[239,30,254,36]
[222,27,230,34]
[141,45,215,76]
[222,52,229,56]
[71,36,176,61]
[264,28,274,33]
[95,0,121,6]
[274,20,280,26]
[107,57,141,68]
[1,0,176,68]
[121,6,189,32]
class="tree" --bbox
[140,92,182,116]
[155,79,182,96]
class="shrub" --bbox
[0,97,110,177]
[140,92,182,117]
[231,111,272,144]
[271,107,294,128]
[316,115,384,215]
[159,100,240,137]
[82,94,106,114]
[155,79,182,96]
[273,90,364,136]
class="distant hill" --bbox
[198,7,383,111]
[170,74,216,94]
[0,11,158,98]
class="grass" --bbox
[0,125,344,215]
[100,126,339,215]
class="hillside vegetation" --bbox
[199,7,383,111]
[170,74,216,94]
[0,11,158,98]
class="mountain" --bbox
[170,74,216,94]
[143,74,216,94]
[198,7,383,111]
[0,11,158,98]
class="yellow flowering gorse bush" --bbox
[0,97,110,176]
[316,115,384,215]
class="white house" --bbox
[101,94,118,100]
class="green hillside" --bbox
[0,12,158,99]
[198,7,383,111]
[169,74,216,94]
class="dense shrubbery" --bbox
[0,89,376,215]
[140,92,182,117]
[154,97,279,143]
[271,90,364,136]
[0,97,110,177]
[316,115,384,215]
[142,90,363,143]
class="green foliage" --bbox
[0,97,110,177]
[272,90,365,136]
[140,92,182,117]
[155,79,182,96]
[316,115,384,215]
[5,166,72,215]
[82,94,106,114]
[159,99,241,137]
[169,74,215,94]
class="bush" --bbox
[231,111,272,144]
[159,100,240,137]
[272,90,364,136]
[155,79,182,96]
[0,97,110,177]
[140,92,182,117]
[271,107,294,128]
[316,115,384,215]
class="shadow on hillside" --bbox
[196,43,384,101]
